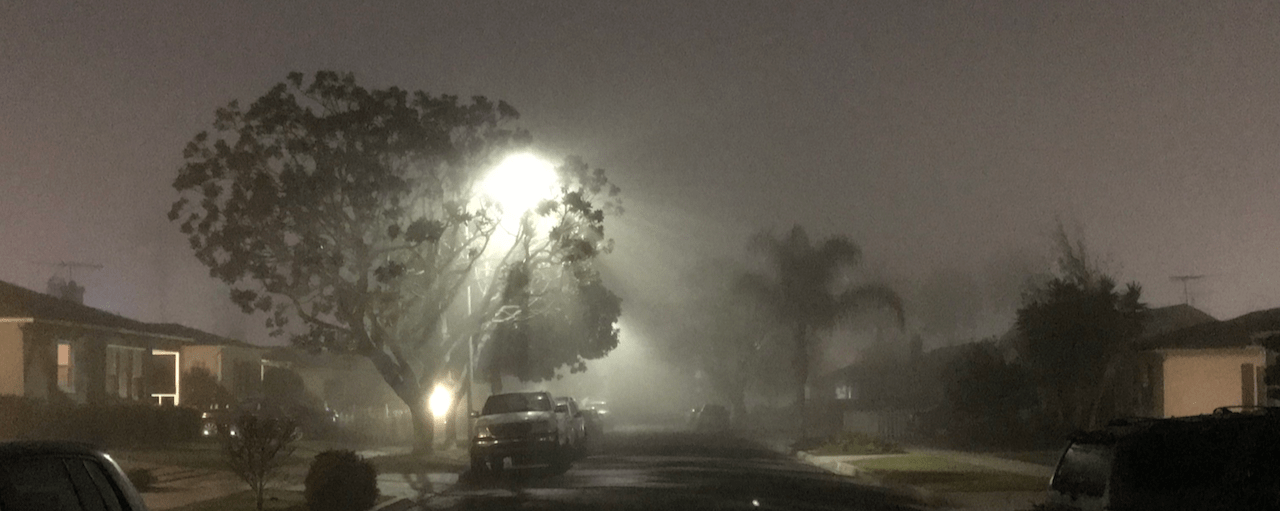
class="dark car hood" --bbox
[476,411,555,427]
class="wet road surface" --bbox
[417,431,928,510]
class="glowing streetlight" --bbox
[428,384,453,418]
[481,153,559,217]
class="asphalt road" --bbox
[416,431,928,511]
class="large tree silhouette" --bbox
[739,226,903,434]
[170,71,620,452]
[1016,223,1146,431]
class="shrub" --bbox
[0,397,200,446]
[305,450,380,511]
[221,413,299,511]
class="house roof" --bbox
[1138,307,1280,351]
[1142,303,1218,338]
[143,322,259,349]
[0,279,168,337]
[0,279,265,346]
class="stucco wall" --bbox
[1161,347,1268,417]
[0,322,24,396]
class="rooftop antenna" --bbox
[1170,274,1206,305]
[29,260,104,282]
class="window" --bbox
[835,384,856,401]
[57,342,74,393]
[105,346,145,400]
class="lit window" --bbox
[57,343,74,393]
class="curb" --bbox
[793,451,954,510]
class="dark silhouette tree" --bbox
[661,259,787,419]
[1016,222,1147,431]
[170,71,620,452]
[738,225,904,434]
[180,367,234,410]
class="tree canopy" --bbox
[170,71,622,451]
[738,225,903,433]
[1016,223,1146,431]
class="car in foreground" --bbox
[470,391,571,474]
[0,440,150,511]
[1048,406,1280,510]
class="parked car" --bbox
[555,396,587,457]
[580,399,610,434]
[689,404,731,432]
[0,441,150,511]
[470,391,571,474]
[1048,407,1280,510]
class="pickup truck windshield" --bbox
[482,393,553,415]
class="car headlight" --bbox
[475,426,492,439]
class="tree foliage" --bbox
[180,367,234,410]
[170,71,621,451]
[1016,222,1147,431]
[738,225,904,432]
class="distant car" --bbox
[690,404,731,432]
[1048,407,1280,510]
[0,441,150,511]
[555,397,587,457]
[471,391,571,474]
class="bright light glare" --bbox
[428,384,453,418]
[482,153,559,216]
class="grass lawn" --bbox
[167,489,306,511]
[849,454,1050,493]
[989,450,1063,467]
[112,440,231,471]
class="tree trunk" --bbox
[489,371,503,394]
[406,398,433,454]
[729,387,748,422]
[794,323,809,437]
[443,383,467,445]
[366,347,433,453]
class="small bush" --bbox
[125,468,155,492]
[304,450,379,511]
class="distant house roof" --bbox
[1139,307,1280,351]
[143,322,259,349]
[1142,303,1218,339]
[0,280,186,341]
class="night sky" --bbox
[5,1,1280,349]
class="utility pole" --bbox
[1170,275,1206,305]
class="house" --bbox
[0,280,190,406]
[1133,307,1280,418]
[145,323,269,401]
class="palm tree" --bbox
[739,225,904,435]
